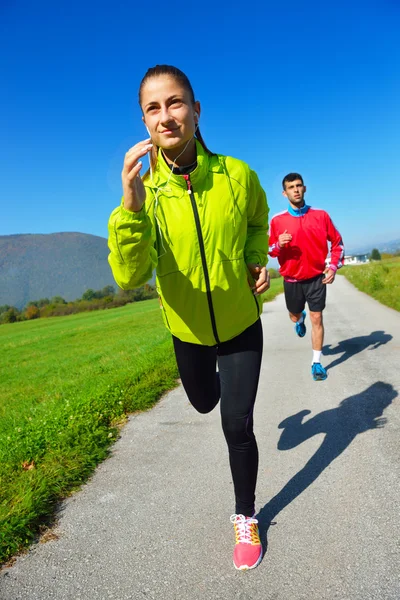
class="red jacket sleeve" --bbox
[268,217,281,257]
[326,215,344,271]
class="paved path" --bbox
[1,276,399,599]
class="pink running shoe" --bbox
[230,514,263,570]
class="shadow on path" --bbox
[323,331,392,371]
[257,381,396,553]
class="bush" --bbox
[268,268,281,279]
[25,305,40,320]
[1,308,20,324]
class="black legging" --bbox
[172,318,263,516]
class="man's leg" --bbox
[289,311,304,324]
[305,275,328,380]
[309,310,324,356]
[284,281,307,337]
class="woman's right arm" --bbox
[107,140,158,290]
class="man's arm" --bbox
[268,218,292,257]
[323,214,344,284]
[327,214,344,271]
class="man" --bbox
[269,173,344,381]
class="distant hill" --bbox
[347,238,400,256]
[0,233,118,310]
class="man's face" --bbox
[282,179,306,206]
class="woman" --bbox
[108,65,270,571]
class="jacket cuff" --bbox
[119,198,146,221]
[329,264,338,272]
[245,256,267,266]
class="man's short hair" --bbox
[282,173,304,190]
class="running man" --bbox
[269,173,344,380]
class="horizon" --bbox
[3,230,399,257]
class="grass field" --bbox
[0,279,283,564]
[261,275,283,303]
[0,300,179,564]
[339,257,400,312]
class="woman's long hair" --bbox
[139,65,212,180]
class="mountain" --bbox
[0,233,118,310]
[346,238,400,256]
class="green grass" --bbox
[0,300,179,564]
[339,257,400,312]
[0,278,284,565]
[261,276,283,303]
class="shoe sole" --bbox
[312,373,328,381]
[233,549,263,571]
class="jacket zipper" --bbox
[183,175,220,345]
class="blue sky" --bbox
[1,0,399,252]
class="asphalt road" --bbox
[1,275,399,600]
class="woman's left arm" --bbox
[244,169,269,267]
[245,169,270,295]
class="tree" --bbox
[28,298,50,308]
[100,285,115,298]
[82,289,96,301]
[51,296,67,304]
[1,307,20,324]
[370,248,381,261]
[25,305,40,320]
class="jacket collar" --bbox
[288,203,310,217]
[150,139,211,191]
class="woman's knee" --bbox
[188,391,219,414]
[221,413,254,444]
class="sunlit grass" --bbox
[0,300,179,563]
[261,275,283,303]
[0,275,285,564]
[339,257,400,311]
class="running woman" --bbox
[108,65,270,570]
[269,172,344,381]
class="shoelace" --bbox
[230,514,260,545]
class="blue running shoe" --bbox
[295,311,306,338]
[311,363,327,381]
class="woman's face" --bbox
[141,75,200,152]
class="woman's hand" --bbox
[121,139,153,212]
[247,264,270,296]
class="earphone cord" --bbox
[151,131,198,258]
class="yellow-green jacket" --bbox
[108,141,269,345]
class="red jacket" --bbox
[268,204,344,281]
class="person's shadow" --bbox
[323,331,392,371]
[256,381,396,554]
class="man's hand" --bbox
[322,268,336,284]
[247,264,270,296]
[278,230,292,246]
